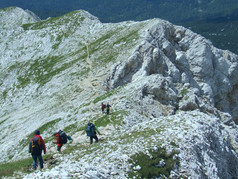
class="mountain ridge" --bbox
[0,7,238,178]
[1,0,238,22]
[1,1,238,55]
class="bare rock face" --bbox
[106,19,238,123]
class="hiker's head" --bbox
[88,122,92,126]
[35,130,40,135]
[53,132,59,136]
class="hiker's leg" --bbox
[32,155,37,169]
[94,135,99,143]
[38,155,44,169]
[90,136,93,144]
[107,110,109,115]
[57,145,62,152]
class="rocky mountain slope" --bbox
[0,7,238,178]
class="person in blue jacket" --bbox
[86,122,101,144]
[106,102,111,115]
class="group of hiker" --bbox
[28,102,111,170]
[28,129,71,170]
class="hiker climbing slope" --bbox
[106,102,111,115]
[29,129,46,170]
[101,102,106,113]
[86,122,101,144]
[53,130,67,152]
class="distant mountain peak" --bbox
[0,7,40,30]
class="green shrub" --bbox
[180,88,188,97]
[128,147,179,178]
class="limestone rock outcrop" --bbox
[107,19,238,124]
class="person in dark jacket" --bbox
[29,129,46,170]
[53,131,64,152]
[86,122,101,144]
[106,102,111,115]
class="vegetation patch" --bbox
[22,10,85,30]
[0,119,7,126]
[113,29,139,47]
[79,102,91,109]
[94,110,128,127]
[12,51,87,88]
[63,123,79,134]
[0,158,32,177]
[128,147,179,178]
[2,89,8,100]
[180,88,188,97]
[92,27,140,68]
[17,76,31,88]
[0,154,52,177]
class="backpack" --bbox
[86,124,95,136]
[59,130,68,144]
[31,136,42,155]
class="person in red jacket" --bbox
[53,132,63,152]
[101,102,106,113]
[29,129,46,170]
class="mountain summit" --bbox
[0,7,238,178]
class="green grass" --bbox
[71,110,129,137]
[11,50,87,88]
[0,154,52,177]
[63,123,80,134]
[87,26,140,68]
[128,147,179,178]
[2,89,8,100]
[112,29,139,47]
[0,119,7,126]
[180,88,188,97]
[22,10,85,31]
[94,110,128,127]
[0,158,32,177]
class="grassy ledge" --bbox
[128,147,179,178]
